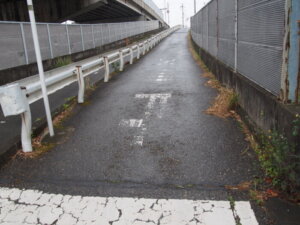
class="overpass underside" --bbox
[0,0,163,24]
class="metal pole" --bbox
[26,0,54,137]
[194,0,196,14]
[181,4,184,28]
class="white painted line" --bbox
[235,202,259,225]
[0,188,259,225]
[119,119,143,128]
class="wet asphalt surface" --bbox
[1,29,299,224]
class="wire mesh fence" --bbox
[0,20,159,70]
[191,0,285,96]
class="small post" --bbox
[137,45,140,59]
[143,42,146,55]
[21,104,32,152]
[119,50,124,71]
[104,56,110,82]
[20,23,29,64]
[76,66,85,103]
[130,47,134,64]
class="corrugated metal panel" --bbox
[208,0,218,57]
[218,0,235,68]
[190,0,285,96]
[237,0,285,94]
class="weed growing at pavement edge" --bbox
[53,57,72,68]
[188,31,300,201]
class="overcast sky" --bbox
[152,0,209,27]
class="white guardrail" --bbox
[0,26,180,152]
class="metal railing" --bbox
[0,26,180,152]
[0,20,159,71]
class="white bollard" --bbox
[143,42,146,55]
[21,106,32,152]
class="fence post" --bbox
[20,23,29,64]
[92,25,96,48]
[108,24,111,43]
[80,25,85,51]
[76,66,85,103]
[66,24,71,54]
[119,50,124,71]
[46,24,54,59]
[234,0,238,72]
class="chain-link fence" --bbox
[0,20,159,70]
[191,0,285,96]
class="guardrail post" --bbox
[104,56,110,82]
[137,45,141,59]
[21,104,32,152]
[76,66,85,103]
[143,42,146,55]
[130,47,134,64]
[146,40,150,52]
[119,50,124,71]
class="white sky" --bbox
[152,0,209,27]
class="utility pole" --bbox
[160,1,170,25]
[194,0,196,14]
[180,4,184,28]
[167,2,170,25]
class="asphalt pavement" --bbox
[0,29,299,225]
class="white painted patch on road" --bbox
[0,187,259,225]
[119,119,143,128]
[119,94,172,146]
[133,135,144,146]
[235,202,259,225]
[156,78,168,82]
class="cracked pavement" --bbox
[0,188,258,225]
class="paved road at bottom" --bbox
[0,29,285,224]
